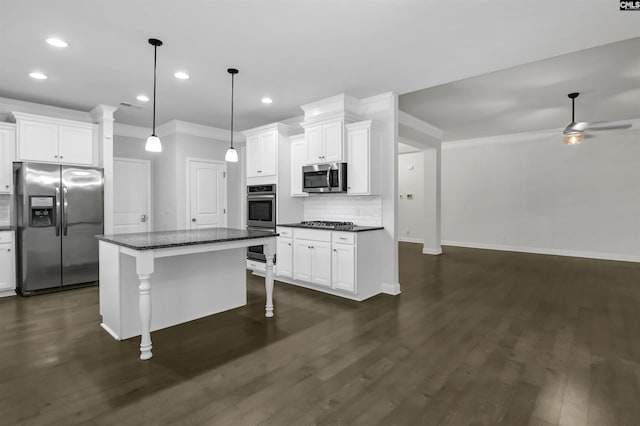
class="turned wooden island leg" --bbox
[136,251,155,360]
[264,239,276,318]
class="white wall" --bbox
[442,127,640,261]
[398,152,424,242]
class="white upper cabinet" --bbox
[346,120,372,195]
[0,124,16,194]
[305,120,344,164]
[246,131,277,178]
[243,124,289,181]
[290,134,307,197]
[58,125,94,165]
[12,112,95,166]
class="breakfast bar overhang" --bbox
[96,228,277,360]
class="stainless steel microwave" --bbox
[302,163,347,193]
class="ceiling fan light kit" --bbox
[145,38,163,152]
[561,91,631,146]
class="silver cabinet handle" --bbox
[288,243,291,246]
[339,237,347,240]
[192,218,196,222]
[54,155,58,159]
[7,248,11,252]
[257,170,262,173]
[62,186,68,236]
[333,249,337,252]
[60,155,64,159]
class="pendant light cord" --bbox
[230,72,235,149]
[571,97,575,123]
[152,44,157,135]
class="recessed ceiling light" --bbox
[46,38,68,48]
[29,72,47,80]
[261,97,273,104]
[174,71,189,80]
[136,94,150,102]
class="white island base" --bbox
[97,231,276,361]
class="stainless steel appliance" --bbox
[302,162,347,193]
[14,162,104,295]
[247,184,276,262]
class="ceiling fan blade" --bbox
[585,123,632,132]
[563,122,589,133]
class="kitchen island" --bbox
[96,228,277,360]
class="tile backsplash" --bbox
[0,194,11,226]
[303,195,382,226]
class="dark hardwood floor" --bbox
[2,243,640,425]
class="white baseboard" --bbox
[381,282,401,295]
[422,247,442,255]
[399,237,424,244]
[441,240,640,263]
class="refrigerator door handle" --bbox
[63,186,69,236]
[55,186,61,237]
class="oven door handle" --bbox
[248,194,275,199]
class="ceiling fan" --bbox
[562,92,632,145]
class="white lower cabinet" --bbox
[331,243,356,292]
[292,238,331,287]
[0,232,15,296]
[273,226,383,301]
[276,237,293,278]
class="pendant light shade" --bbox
[226,68,239,163]
[563,132,583,145]
[146,38,163,152]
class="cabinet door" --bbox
[0,243,14,292]
[260,131,278,177]
[58,125,93,165]
[332,243,355,292]
[311,241,331,287]
[293,240,312,282]
[276,238,293,278]
[305,125,323,164]
[322,121,343,162]
[347,126,370,195]
[290,137,307,196]
[246,135,261,178]
[0,128,15,193]
[18,120,58,163]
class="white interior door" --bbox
[188,159,226,229]
[113,158,151,234]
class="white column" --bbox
[135,251,155,360]
[422,144,442,255]
[263,238,276,317]
[90,105,118,235]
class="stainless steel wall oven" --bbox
[246,184,275,262]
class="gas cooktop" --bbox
[299,220,355,230]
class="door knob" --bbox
[192,218,196,222]
[140,214,147,223]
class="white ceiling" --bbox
[1,1,639,131]
[400,36,640,141]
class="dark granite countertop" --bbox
[0,226,14,231]
[278,223,384,233]
[96,228,277,251]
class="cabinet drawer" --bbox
[0,232,13,243]
[276,227,294,238]
[294,228,331,242]
[247,259,266,272]
[332,232,355,245]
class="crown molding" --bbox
[359,92,396,115]
[442,118,640,150]
[156,119,244,142]
[398,111,444,140]
[242,122,295,137]
[0,96,93,122]
[90,104,118,123]
[114,123,150,139]
[299,93,361,120]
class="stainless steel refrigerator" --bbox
[14,162,104,295]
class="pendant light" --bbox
[145,38,163,152]
[225,68,239,162]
